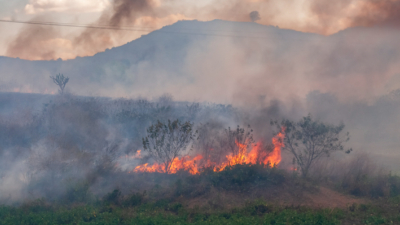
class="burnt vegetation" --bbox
[0,92,399,224]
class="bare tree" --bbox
[142,119,197,173]
[272,114,352,178]
[249,11,261,22]
[50,73,69,94]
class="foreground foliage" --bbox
[1,198,400,225]
[1,164,400,225]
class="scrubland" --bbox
[0,93,399,224]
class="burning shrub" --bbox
[195,121,226,167]
[141,119,197,174]
[132,124,284,175]
[221,125,254,164]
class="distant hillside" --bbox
[0,20,331,100]
[1,19,399,104]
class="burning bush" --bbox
[139,119,198,174]
[132,124,285,175]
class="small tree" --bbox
[142,119,197,173]
[50,73,69,94]
[272,114,352,178]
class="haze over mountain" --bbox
[1,20,400,168]
[1,19,399,102]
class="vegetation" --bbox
[1,93,400,224]
[272,114,352,178]
[223,125,254,163]
[207,164,285,190]
[1,186,400,225]
[50,73,69,94]
[0,203,345,225]
[142,119,197,173]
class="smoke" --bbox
[73,0,159,56]
[24,0,110,14]
[110,0,156,26]
[2,0,400,206]
[6,0,178,60]
[2,86,400,204]
[249,11,261,22]
[6,0,400,60]
[349,0,400,28]
[303,0,400,34]
[3,18,400,104]
[5,23,62,60]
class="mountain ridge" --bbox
[0,19,398,104]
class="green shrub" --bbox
[167,202,183,213]
[209,164,285,190]
[123,192,145,206]
[103,189,122,205]
[388,174,400,197]
[63,181,92,203]
[174,177,211,198]
[3,201,400,225]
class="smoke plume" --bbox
[73,0,159,56]
[6,22,61,60]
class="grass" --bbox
[0,202,343,225]
[2,164,400,225]
[1,197,400,225]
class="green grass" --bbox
[2,199,400,225]
[0,203,343,225]
[2,164,400,225]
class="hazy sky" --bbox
[1,0,400,60]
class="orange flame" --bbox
[133,155,203,175]
[133,129,285,175]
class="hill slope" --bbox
[1,19,399,104]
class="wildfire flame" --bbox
[132,129,285,175]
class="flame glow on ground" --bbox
[132,130,285,175]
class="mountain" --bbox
[0,19,399,104]
[1,20,322,101]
